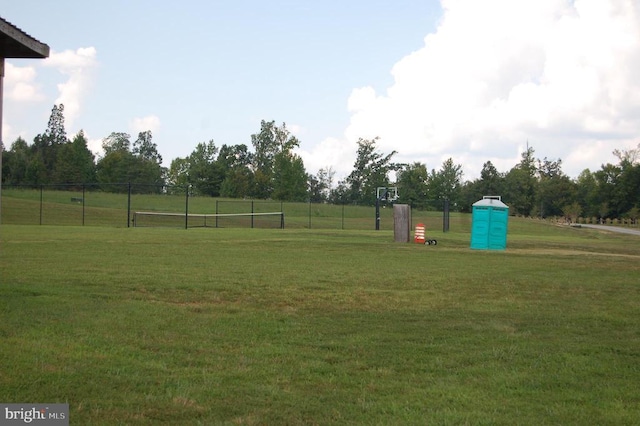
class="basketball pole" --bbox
[375,187,388,231]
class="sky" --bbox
[2,0,640,183]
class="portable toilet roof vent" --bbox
[470,196,509,250]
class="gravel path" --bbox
[575,224,640,236]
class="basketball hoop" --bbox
[376,187,399,202]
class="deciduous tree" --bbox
[341,137,398,205]
[133,130,163,164]
[396,162,429,208]
[272,151,308,201]
[187,140,224,196]
[250,120,300,199]
[534,157,576,217]
[102,132,131,155]
[308,166,335,203]
[2,137,30,185]
[428,158,463,206]
[218,144,253,198]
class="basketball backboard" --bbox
[377,187,399,201]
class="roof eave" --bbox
[0,17,50,59]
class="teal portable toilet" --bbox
[470,196,509,250]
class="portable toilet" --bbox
[470,196,509,250]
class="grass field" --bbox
[1,203,640,424]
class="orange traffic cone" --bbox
[414,223,425,244]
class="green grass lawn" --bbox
[1,218,639,424]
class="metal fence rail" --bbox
[1,183,452,231]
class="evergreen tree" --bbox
[72,131,97,183]
[503,146,537,216]
[31,104,69,182]
[45,104,68,145]
[479,161,504,195]
[459,161,505,212]
[53,130,96,186]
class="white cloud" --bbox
[298,137,355,179]
[4,63,45,102]
[287,124,304,137]
[87,137,104,159]
[130,115,161,135]
[328,0,640,180]
[43,47,98,129]
[2,123,18,149]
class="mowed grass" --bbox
[1,220,640,425]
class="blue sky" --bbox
[3,0,640,182]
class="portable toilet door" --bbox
[470,196,509,250]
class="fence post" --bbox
[184,185,190,229]
[443,198,450,232]
[127,182,131,228]
[251,200,254,228]
[82,184,85,226]
[215,199,219,228]
[39,185,43,225]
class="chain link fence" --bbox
[2,183,454,231]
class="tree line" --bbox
[2,104,639,221]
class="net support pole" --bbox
[375,188,388,231]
